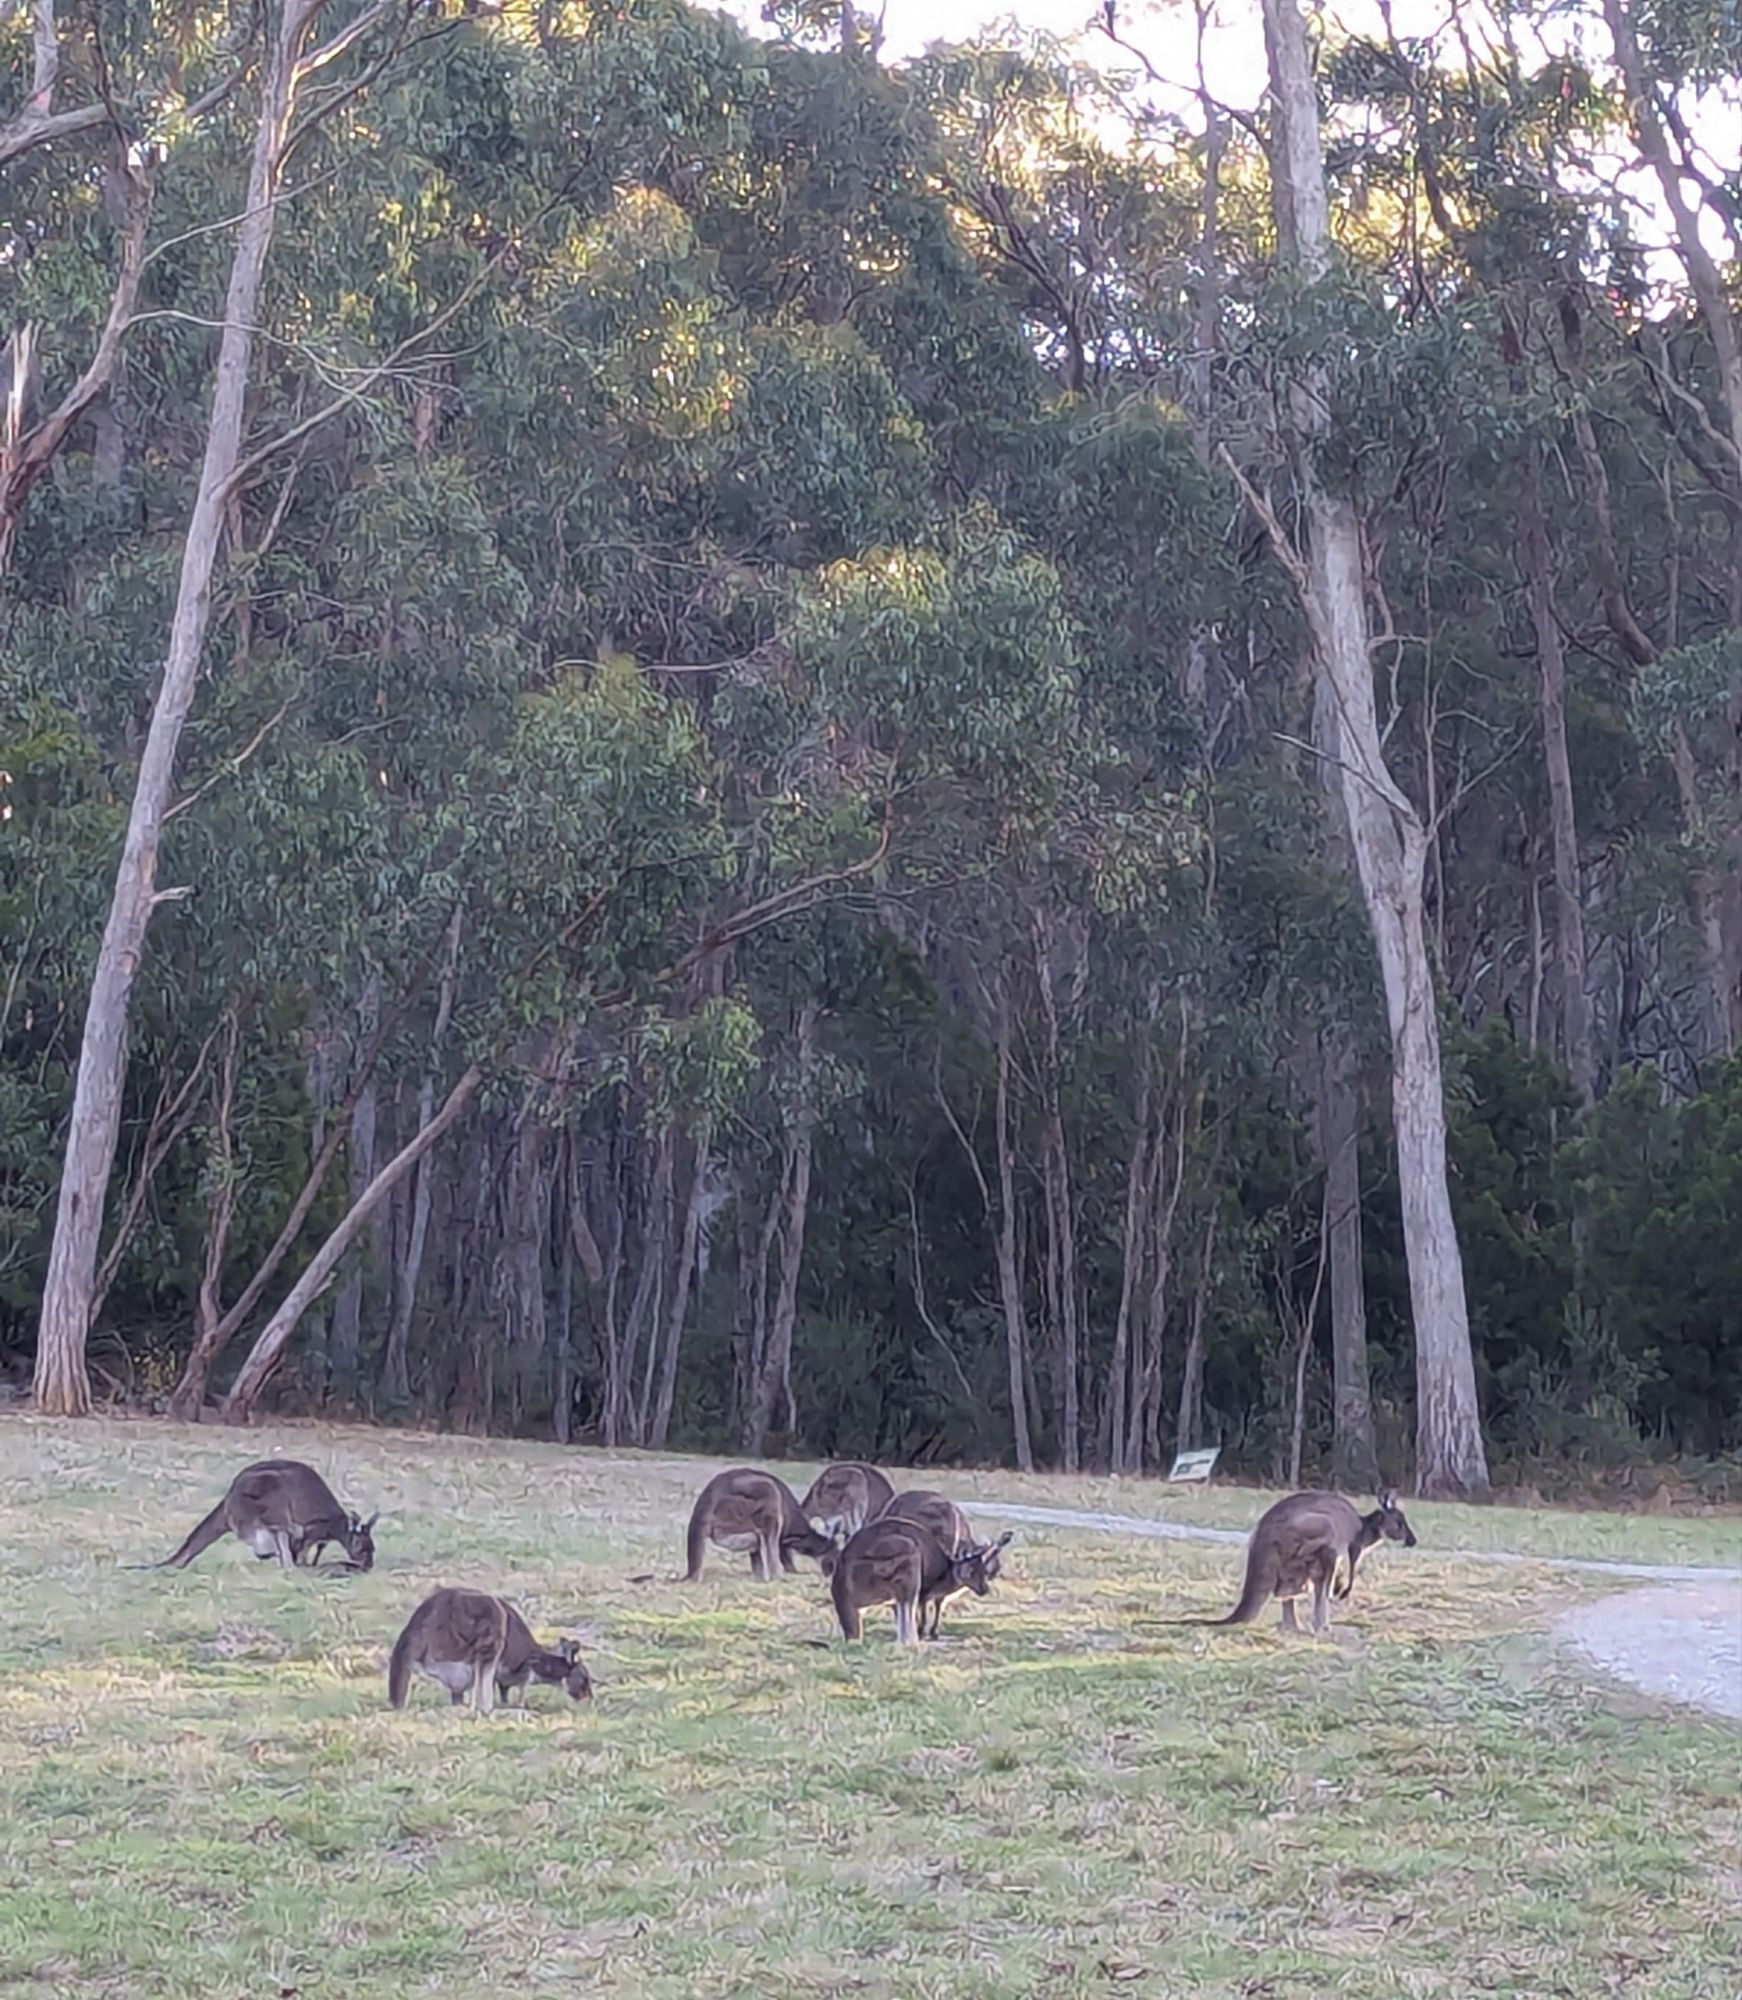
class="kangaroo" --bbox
[147,1461,377,1572]
[879,1488,974,1557]
[800,1461,895,1540]
[683,1467,838,1582]
[829,1516,1013,1644]
[1182,1489,1417,1636]
[388,1589,510,1715]
[496,1605,593,1706]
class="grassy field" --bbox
[0,1418,1736,2000]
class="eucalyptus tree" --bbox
[16,0,445,1415]
[1243,0,1489,1495]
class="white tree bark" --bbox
[33,1,333,1416]
[1258,0,1488,1495]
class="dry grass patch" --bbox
[0,1417,1735,1999]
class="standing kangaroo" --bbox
[829,1516,1012,1644]
[147,1461,378,1571]
[683,1468,837,1581]
[800,1461,895,1540]
[1183,1489,1417,1635]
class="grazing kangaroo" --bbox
[830,1516,1012,1644]
[497,1604,593,1706]
[1183,1489,1417,1636]
[683,1468,838,1582]
[801,1461,895,1541]
[389,1589,510,1716]
[147,1461,377,1571]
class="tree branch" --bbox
[0,151,154,571]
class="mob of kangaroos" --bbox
[127,1445,1421,1729]
[678,1464,1418,1651]
[680,1464,1015,1646]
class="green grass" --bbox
[0,1418,1736,1999]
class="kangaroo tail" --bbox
[1170,1550,1270,1627]
[156,1501,228,1570]
[831,1570,862,1641]
[683,1504,708,1583]
[387,1611,424,1709]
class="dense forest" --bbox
[3,0,1738,1494]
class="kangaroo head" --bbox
[343,1510,379,1571]
[950,1530,1013,1596]
[783,1522,838,1563]
[558,1644,592,1702]
[1375,1489,1417,1548]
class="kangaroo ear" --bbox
[1377,1489,1398,1512]
[559,1639,579,1663]
[361,1510,380,1532]
[993,1530,1013,1550]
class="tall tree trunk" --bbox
[651,1130,710,1450]
[1521,448,1595,1103]
[1318,1026,1378,1489]
[328,973,381,1401]
[170,1004,243,1419]
[552,1136,574,1445]
[1257,0,1488,1497]
[34,0,335,1418]
[1287,1180,1332,1488]
[598,1129,629,1447]
[1126,1067,1194,1474]
[1032,911,1081,1472]
[622,1128,675,1446]
[728,1151,759,1435]
[505,1112,548,1432]
[991,992,1036,1473]
[382,912,461,1404]
[1175,1185,1220,1458]
[1103,1052,1152,1473]
[745,1002,818,1455]
[1311,636,1379,1491]
[220,1063,483,1421]
[936,983,1038,1472]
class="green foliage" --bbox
[2,0,1737,1477]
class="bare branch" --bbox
[164,690,300,824]
[222,221,525,495]
[0,152,155,571]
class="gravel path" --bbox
[1557,1579,1742,1721]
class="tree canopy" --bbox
[2,0,1738,1490]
